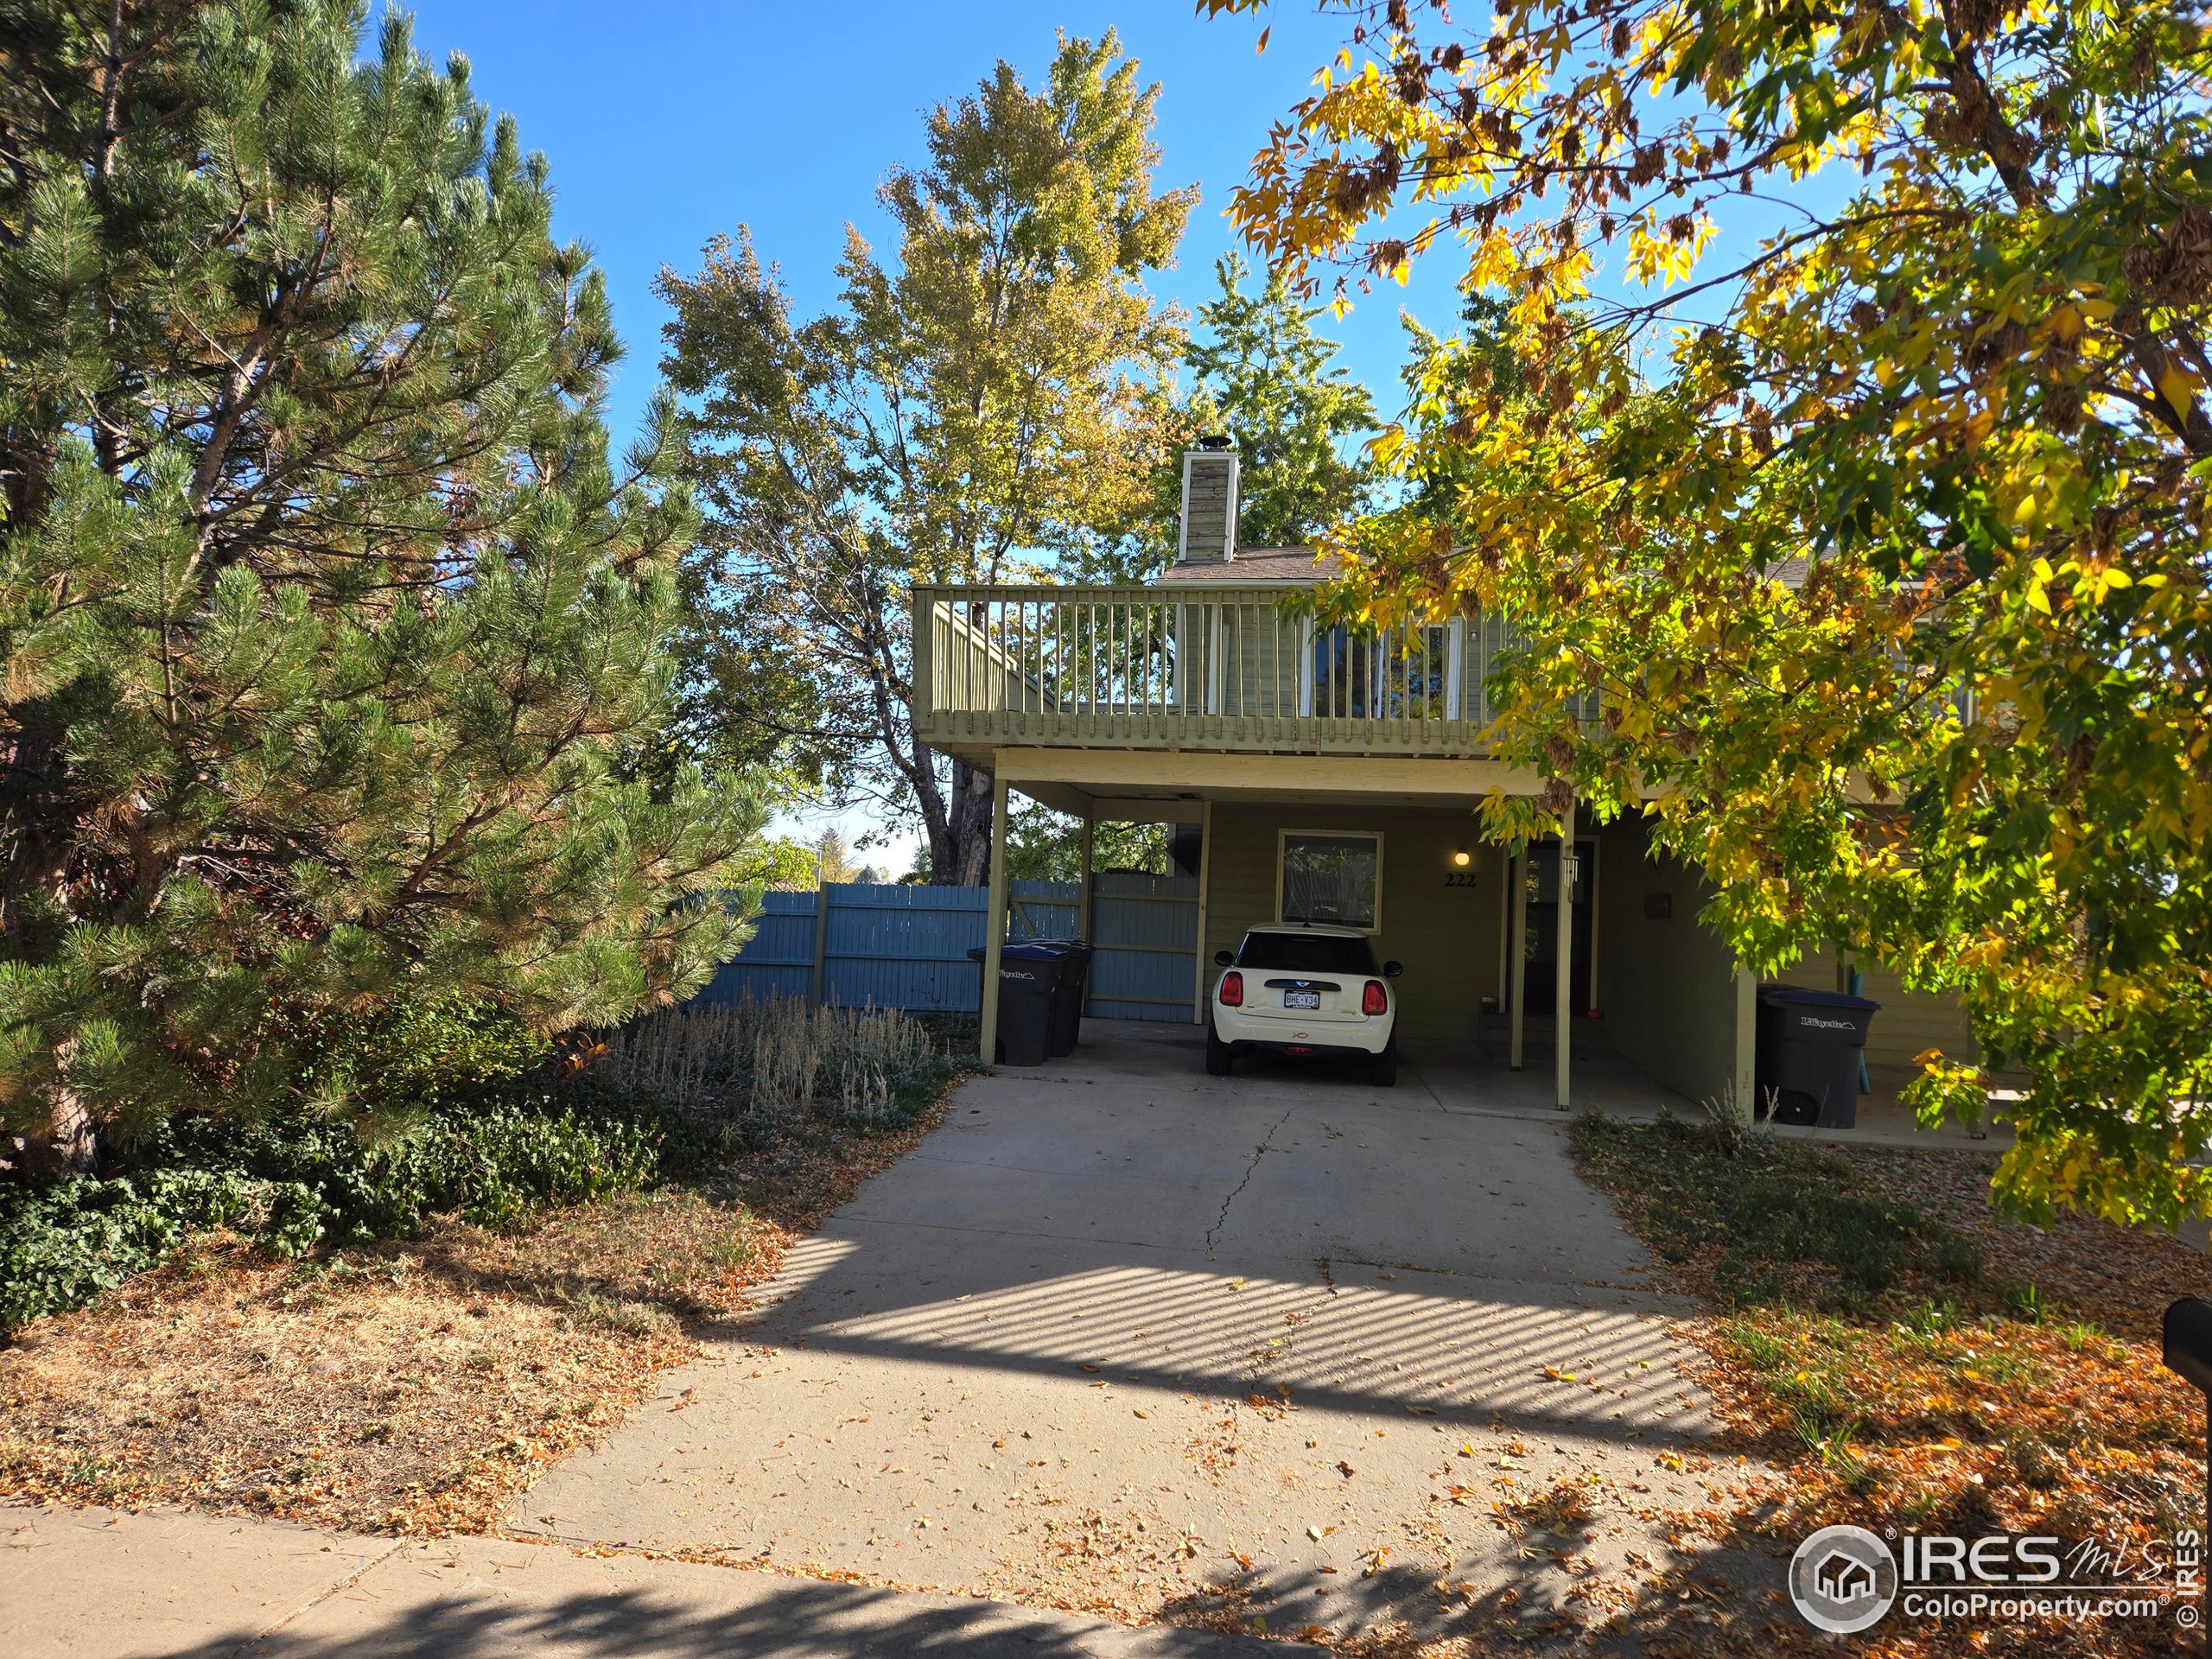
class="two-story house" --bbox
[914,439,1974,1111]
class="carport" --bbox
[971,756,1761,1117]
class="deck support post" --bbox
[980,770,1010,1065]
[1192,798,1213,1024]
[1078,815,1095,942]
[1555,797,1576,1110]
[1077,813,1095,1022]
[1495,843,1512,1029]
[1509,849,1529,1071]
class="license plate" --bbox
[1283,990,1321,1010]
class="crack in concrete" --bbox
[1205,1105,1295,1250]
[232,1536,408,1657]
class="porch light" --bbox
[1451,849,1471,867]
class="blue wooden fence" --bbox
[692,875,1197,1021]
[1086,870,1199,1020]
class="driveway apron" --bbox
[512,1022,1740,1643]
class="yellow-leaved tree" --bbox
[658,33,1192,885]
[1208,0,2212,1222]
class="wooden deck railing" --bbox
[912,583,1531,758]
[910,582,1970,766]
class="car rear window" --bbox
[1235,931,1379,975]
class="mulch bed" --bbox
[0,1095,956,1536]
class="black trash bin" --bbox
[1040,939,1093,1058]
[965,942,1061,1066]
[1755,986,1880,1128]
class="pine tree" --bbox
[1185,253,1378,550]
[0,2,763,1161]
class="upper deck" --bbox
[912,582,1539,772]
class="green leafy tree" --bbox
[0,2,764,1165]
[1084,252,1381,581]
[1001,803,1172,882]
[1215,0,2212,1222]
[658,32,1192,886]
[727,836,820,893]
[1188,251,1379,549]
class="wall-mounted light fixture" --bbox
[1451,849,1471,868]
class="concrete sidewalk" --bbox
[0,1503,1309,1659]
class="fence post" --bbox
[810,885,831,1007]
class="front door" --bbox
[1521,838,1595,1018]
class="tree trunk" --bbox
[0,707,78,951]
[950,759,995,887]
[14,1045,97,1177]
[918,757,995,886]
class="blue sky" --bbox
[399,1,1469,449]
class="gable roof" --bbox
[1155,545,1341,585]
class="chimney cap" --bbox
[1195,433,1232,452]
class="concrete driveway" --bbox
[513,1021,1739,1646]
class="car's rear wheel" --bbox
[1368,1039,1398,1088]
[1205,1020,1234,1076]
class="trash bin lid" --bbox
[964,941,1065,963]
[1757,984,1879,1014]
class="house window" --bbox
[1279,830,1383,931]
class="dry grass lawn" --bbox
[0,1101,951,1536]
[1572,1115,2210,1658]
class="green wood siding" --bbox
[1770,946,1980,1076]
[1592,817,1743,1106]
[1201,803,1505,1042]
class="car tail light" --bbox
[1362,980,1388,1016]
[1219,970,1243,1007]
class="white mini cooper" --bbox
[1205,924,1402,1085]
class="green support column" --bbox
[1554,799,1575,1110]
[1734,964,1758,1112]
[979,772,1010,1065]
[1077,813,1095,1022]
[1509,849,1529,1071]
[1191,800,1213,1023]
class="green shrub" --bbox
[0,999,962,1340]
[0,1084,701,1338]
